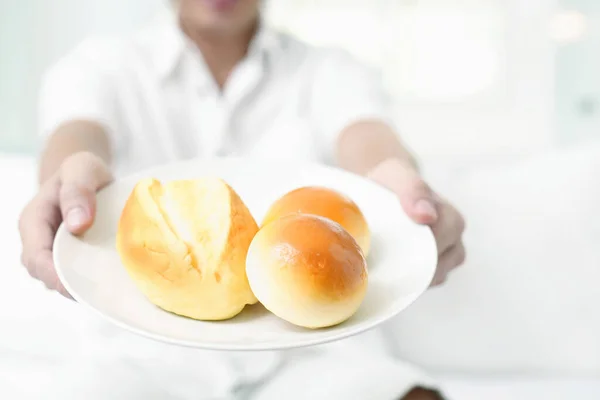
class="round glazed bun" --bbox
[116,177,258,321]
[246,214,368,329]
[261,186,371,256]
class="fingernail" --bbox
[415,199,438,219]
[66,207,87,229]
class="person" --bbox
[18,0,465,399]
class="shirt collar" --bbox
[152,12,281,82]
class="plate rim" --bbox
[53,156,437,351]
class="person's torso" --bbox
[104,25,327,177]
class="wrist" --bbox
[369,155,420,177]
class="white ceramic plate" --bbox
[54,157,437,351]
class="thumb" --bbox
[400,180,438,225]
[58,152,113,234]
[368,159,438,225]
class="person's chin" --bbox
[197,0,240,13]
[181,0,256,34]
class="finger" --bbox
[31,249,73,299]
[431,202,465,254]
[431,242,466,287]
[19,185,62,269]
[20,215,59,267]
[368,159,438,225]
[59,184,96,235]
[19,193,73,299]
[59,152,113,235]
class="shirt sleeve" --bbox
[308,49,397,163]
[37,38,122,155]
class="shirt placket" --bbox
[201,95,230,157]
[221,53,266,156]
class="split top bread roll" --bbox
[261,186,371,256]
[116,177,258,321]
[246,214,368,329]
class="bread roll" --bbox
[261,186,371,256]
[247,214,368,329]
[116,177,258,321]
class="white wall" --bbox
[399,0,556,160]
[0,0,165,152]
[266,0,558,164]
[556,1,600,146]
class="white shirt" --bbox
[39,13,394,176]
[36,13,436,400]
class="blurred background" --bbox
[2,0,598,163]
[2,1,600,398]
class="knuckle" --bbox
[456,214,466,235]
[59,191,86,213]
[17,211,28,235]
[59,181,89,200]
[456,245,467,266]
[60,152,112,187]
[20,251,29,268]
[31,252,46,270]
[38,174,62,201]
[17,200,36,234]
[432,226,444,248]
[444,203,465,235]
[22,254,39,279]
[412,177,431,194]
[32,253,55,285]
[401,178,432,203]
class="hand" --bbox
[18,152,113,297]
[368,158,466,286]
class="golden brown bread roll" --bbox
[246,214,368,329]
[261,186,371,256]
[116,177,258,321]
